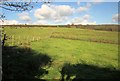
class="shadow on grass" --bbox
[60,63,120,81]
[2,46,52,80]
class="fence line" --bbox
[6,35,42,47]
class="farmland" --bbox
[2,26,120,80]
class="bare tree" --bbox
[0,0,54,11]
[0,0,34,22]
[0,0,54,20]
[0,0,33,11]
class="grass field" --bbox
[2,27,120,80]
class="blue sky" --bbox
[1,2,119,25]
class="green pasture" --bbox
[2,27,119,80]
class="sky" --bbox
[0,1,119,25]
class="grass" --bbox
[51,28,118,44]
[2,27,119,80]
[31,38,118,79]
[4,27,118,45]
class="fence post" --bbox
[2,33,7,47]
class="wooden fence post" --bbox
[2,33,7,47]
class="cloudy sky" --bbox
[1,1,119,25]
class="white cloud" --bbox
[33,20,48,25]
[54,5,74,16]
[34,5,56,20]
[18,12,31,21]
[83,14,91,20]
[34,4,93,24]
[77,7,88,12]
[112,14,120,23]
[77,0,103,6]
[90,0,104,5]
[0,20,18,25]
[70,14,96,25]
[92,0,104,2]
[77,3,92,12]
[34,4,74,23]
[77,0,81,5]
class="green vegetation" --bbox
[2,27,120,80]
[2,24,120,31]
